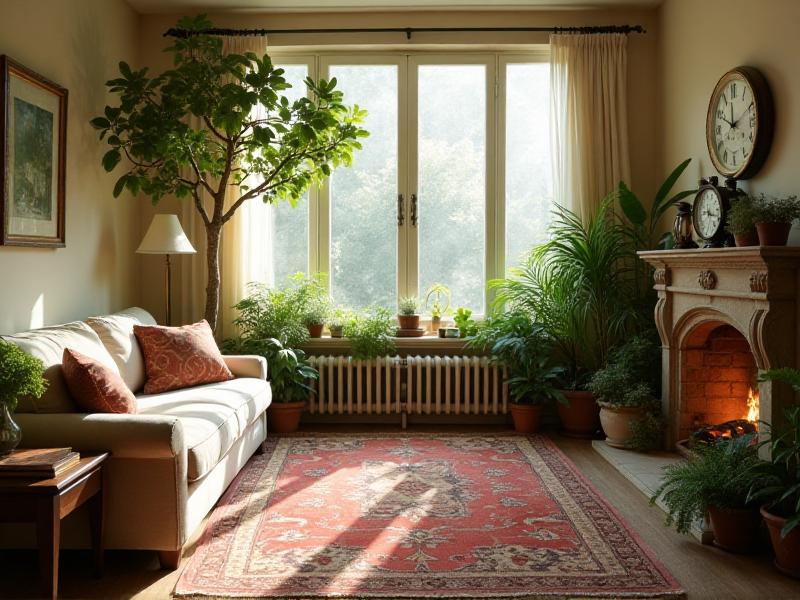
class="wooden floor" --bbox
[1,426,799,600]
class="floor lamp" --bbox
[137,214,196,326]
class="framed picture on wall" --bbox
[0,55,67,247]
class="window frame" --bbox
[269,48,550,316]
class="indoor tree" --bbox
[91,15,368,332]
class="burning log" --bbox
[690,419,758,447]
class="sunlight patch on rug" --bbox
[174,434,683,599]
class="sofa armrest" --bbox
[13,413,184,459]
[223,355,268,380]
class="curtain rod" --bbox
[164,25,646,40]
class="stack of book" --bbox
[0,448,80,478]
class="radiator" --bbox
[307,355,509,416]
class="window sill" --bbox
[302,335,475,356]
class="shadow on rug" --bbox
[174,433,684,599]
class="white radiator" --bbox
[307,355,508,416]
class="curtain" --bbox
[549,33,630,222]
[219,36,273,340]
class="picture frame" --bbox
[1,55,67,247]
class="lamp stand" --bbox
[164,254,172,326]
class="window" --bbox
[265,51,550,315]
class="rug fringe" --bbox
[173,592,686,600]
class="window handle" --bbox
[411,193,418,227]
[397,194,405,227]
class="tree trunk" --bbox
[204,223,222,333]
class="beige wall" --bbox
[137,8,662,326]
[0,0,141,333]
[660,0,799,240]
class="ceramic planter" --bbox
[734,230,759,247]
[307,323,324,338]
[761,506,800,578]
[557,391,600,438]
[430,316,442,334]
[756,222,792,246]
[509,403,543,434]
[0,404,21,456]
[707,506,762,553]
[598,404,647,448]
[268,401,305,434]
[328,325,343,338]
[397,314,420,330]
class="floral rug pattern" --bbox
[174,434,683,599]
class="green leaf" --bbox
[90,117,110,130]
[113,175,128,198]
[652,158,692,216]
[618,181,647,226]
[102,149,121,172]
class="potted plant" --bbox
[751,193,800,246]
[327,307,349,338]
[745,368,800,577]
[303,296,330,338]
[453,307,477,338]
[651,435,765,553]
[588,336,661,449]
[424,283,451,334]
[0,340,47,455]
[397,297,420,330]
[343,307,397,360]
[470,312,564,433]
[726,195,759,247]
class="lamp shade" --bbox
[137,214,196,255]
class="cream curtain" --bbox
[549,33,630,222]
[219,36,273,340]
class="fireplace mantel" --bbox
[638,247,800,446]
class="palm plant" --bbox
[492,198,635,386]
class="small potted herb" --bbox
[424,283,451,334]
[651,435,764,553]
[453,307,476,338]
[746,369,800,577]
[327,307,349,338]
[397,297,420,330]
[588,337,661,449]
[751,193,800,246]
[302,296,330,338]
[726,195,759,247]
[343,308,397,360]
[0,340,47,455]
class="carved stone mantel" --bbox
[638,247,800,447]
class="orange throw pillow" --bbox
[134,320,233,395]
[62,349,137,414]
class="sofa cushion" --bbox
[86,307,157,393]
[136,378,271,481]
[62,349,137,414]
[2,322,119,413]
[134,321,234,395]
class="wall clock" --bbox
[706,66,774,180]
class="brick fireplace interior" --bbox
[679,323,759,441]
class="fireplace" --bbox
[638,247,800,448]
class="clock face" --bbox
[706,67,774,180]
[711,76,755,173]
[693,188,723,240]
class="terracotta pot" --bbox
[598,404,647,448]
[708,505,762,553]
[307,323,324,338]
[268,401,305,434]
[557,391,600,438]
[762,506,800,578]
[328,325,343,338]
[756,222,792,246]
[397,314,420,330]
[509,403,543,434]
[734,230,759,247]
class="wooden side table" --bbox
[0,452,108,599]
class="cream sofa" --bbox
[2,307,271,568]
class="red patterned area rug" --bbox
[174,434,684,599]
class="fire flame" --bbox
[745,387,760,424]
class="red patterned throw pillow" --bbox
[134,320,233,395]
[62,349,137,414]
